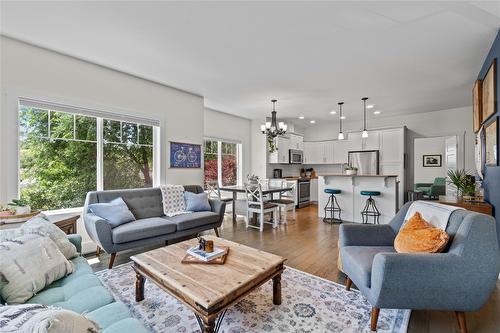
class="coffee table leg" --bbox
[135,272,145,302]
[195,314,215,333]
[273,274,282,305]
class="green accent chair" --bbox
[414,177,446,199]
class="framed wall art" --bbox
[473,79,482,133]
[484,117,498,166]
[170,142,202,168]
[423,154,442,167]
[481,58,496,123]
[475,126,484,179]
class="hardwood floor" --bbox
[87,204,500,333]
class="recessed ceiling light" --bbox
[330,111,337,114]
[310,120,316,124]
[299,116,305,119]
[373,110,381,115]
[340,116,346,120]
[366,104,375,109]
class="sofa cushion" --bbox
[95,188,164,219]
[184,191,211,212]
[395,212,449,253]
[0,304,101,333]
[165,211,220,231]
[341,246,395,288]
[1,234,74,304]
[89,197,136,228]
[112,217,177,244]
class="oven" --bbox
[289,149,303,164]
[297,178,311,208]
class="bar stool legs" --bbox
[361,195,381,224]
[324,192,342,223]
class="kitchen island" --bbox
[318,174,399,224]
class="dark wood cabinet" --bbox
[47,214,79,234]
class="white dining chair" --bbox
[244,183,278,231]
[269,180,296,223]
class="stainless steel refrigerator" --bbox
[348,150,379,175]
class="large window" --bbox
[19,102,157,210]
[203,139,241,187]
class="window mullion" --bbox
[97,118,103,191]
[217,141,222,187]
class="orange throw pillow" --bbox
[394,212,450,253]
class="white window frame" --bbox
[18,98,160,207]
[204,137,242,187]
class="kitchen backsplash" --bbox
[267,164,342,178]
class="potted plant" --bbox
[447,169,475,198]
[247,174,260,185]
[8,198,31,215]
[0,204,14,217]
[267,136,277,153]
[345,165,358,175]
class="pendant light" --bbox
[338,102,345,140]
[362,97,369,138]
[260,99,287,138]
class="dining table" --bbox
[218,184,293,222]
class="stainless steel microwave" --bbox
[289,149,303,164]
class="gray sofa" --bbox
[84,185,225,268]
[339,202,500,333]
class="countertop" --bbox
[318,174,398,177]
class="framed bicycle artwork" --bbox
[170,142,202,168]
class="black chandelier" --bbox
[260,99,287,138]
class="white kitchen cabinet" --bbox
[362,130,380,150]
[332,140,350,164]
[380,129,403,163]
[320,141,335,164]
[304,141,319,164]
[310,178,318,202]
[289,134,304,150]
[348,132,363,151]
[268,136,290,164]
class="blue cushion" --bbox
[324,188,341,194]
[360,191,381,196]
[89,197,136,227]
[184,191,211,212]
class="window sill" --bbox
[42,206,84,217]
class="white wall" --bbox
[414,137,446,183]
[250,119,267,179]
[303,107,474,191]
[204,108,251,181]
[0,36,205,252]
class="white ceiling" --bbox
[1,1,499,125]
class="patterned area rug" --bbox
[96,263,410,333]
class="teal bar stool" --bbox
[360,191,381,224]
[323,188,342,223]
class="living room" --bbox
[0,1,499,333]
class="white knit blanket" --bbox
[404,200,464,230]
[160,184,189,217]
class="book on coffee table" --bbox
[186,246,226,262]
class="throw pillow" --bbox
[88,197,136,228]
[161,184,188,217]
[21,214,78,259]
[0,234,74,304]
[184,191,211,212]
[394,212,450,253]
[0,304,101,333]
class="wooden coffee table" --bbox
[131,236,286,333]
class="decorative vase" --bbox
[345,169,357,175]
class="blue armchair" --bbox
[339,202,500,333]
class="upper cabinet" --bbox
[289,134,304,150]
[380,128,403,163]
[268,136,290,164]
[348,131,380,151]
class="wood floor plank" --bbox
[87,204,500,333]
